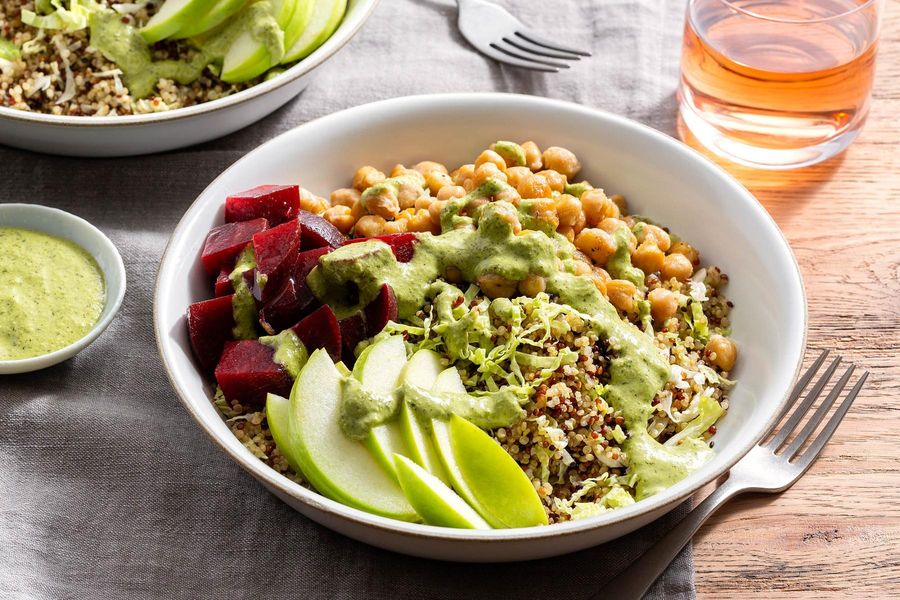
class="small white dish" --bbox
[0,204,126,374]
[155,93,807,561]
[0,0,380,157]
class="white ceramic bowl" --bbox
[0,203,126,374]
[154,93,807,562]
[0,0,379,157]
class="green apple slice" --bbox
[288,348,418,521]
[432,414,548,528]
[220,0,295,83]
[393,454,491,529]
[265,393,307,479]
[175,0,250,39]
[281,0,346,63]
[353,336,410,479]
[434,366,467,394]
[282,0,315,49]
[141,0,211,44]
[396,349,450,483]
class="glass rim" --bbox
[713,0,879,24]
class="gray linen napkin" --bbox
[0,0,696,598]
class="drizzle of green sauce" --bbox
[228,245,259,340]
[307,178,714,499]
[259,329,307,378]
[0,227,104,360]
[607,226,646,289]
[88,2,282,98]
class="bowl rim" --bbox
[154,92,808,543]
[0,203,127,374]
[0,0,381,129]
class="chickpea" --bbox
[648,288,677,324]
[424,170,453,194]
[517,174,552,199]
[354,215,386,238]
[558,226,576,242]
[383,219,408,235]
[407,208,433,233]
[299,188,328,214]
[397,179,423,209]
[572,211,587,236]
[590,270,608,296]
[521,140,542,171]
[575,227,617,265]
[541,146,581,180]
[581,189,620,226]
[476,272,518,299]
[505,166,532,189]
[330,187,361,208]
[636,223,671,252]
[436,185,466,201]
[599,217,636,251]
[537,169,566,193]
[571,259,592,276]
[364,187,400,219]
[670,240,700,266]
[398,208,417,221]
[705,334,737,371]
[462,178,477,192]
[428,199,448,225]
[451,164,475,186]
[390,165,426,186]
[660,253,694,282]
[474,162,508,185]
[322,205,355,234]
[350,199,365,221]
[555,194,583,228]
[610,194,627,213]
[475,149,507,171]
[495,187,521,206]
[490,202,522,234]
[632,241,665,274]
[352,166,385,192]
[606,279,636,312]
[445,265,463,283]
[518,274,546,297]
[414,196,433,211]
[528,198,559,231]
[413,160,448,175]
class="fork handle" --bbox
[594,476,746,600]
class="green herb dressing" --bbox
[228,245,259,340]
[259,329,307,378]
[0,227,104,360]
[307,178,714,499]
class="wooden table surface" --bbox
[682,4,900,597]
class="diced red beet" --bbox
[259,278,316,335]
[294,246,330,282]
[200,218,268,275]
[187,295,236,371]
[344,233,418,262]
[364,284,398,337]
[339,313,368,366]
[225,185,300,225]
[252,219,301,300]
[298,210,346,249]
[214,268,232,297]
[214,340,293,405]
[290,305,341,362]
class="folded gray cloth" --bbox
[0,0,695,598]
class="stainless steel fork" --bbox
[598,350,869,600]
[456,0,591,72]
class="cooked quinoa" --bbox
[209,140,740,524]
[0,1,256,115]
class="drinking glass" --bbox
[678,0,883,170]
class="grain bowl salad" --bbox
[186,140,738,528]
[0,0,347,115]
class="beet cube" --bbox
[339,313,368,366]
[344,233,418,262]
[298,210,346,249]
[214,268,232,297]
[188,295,236,371]
[259,278,316,335]
[215,340,293,405]
[364,284,398,337]
[200,218,268,275]
[290,305,342,362]
[252,219,301,299]
[225,185,300,225]
[294,247,331,283]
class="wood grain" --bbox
[681,2,900,597]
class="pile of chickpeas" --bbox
[304,141,734,369]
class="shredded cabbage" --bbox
[22,0,102,32]
[687,299,710,342]
[664,395,723,447]
[0,37,19,60]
